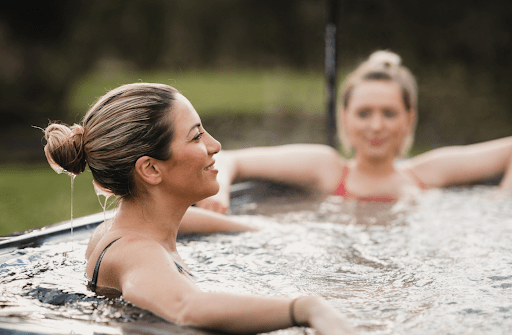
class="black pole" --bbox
[325,0,338,149]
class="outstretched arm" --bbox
[196,144,345,213]
[118,239,354,334]
[178,206,256,235]
[408,136,512,188]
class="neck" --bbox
[353,153,396,177]
[112,191,192,251]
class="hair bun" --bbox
[44,123,87,176]
[368,50,402,68]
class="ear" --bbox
[134,156,162,186]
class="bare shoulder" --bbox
[85,233,168,278]
[277,144,346,191]
[299,144,346,192]
[88,233,166,263]
[85,220,111,259]
[85,233,176,295]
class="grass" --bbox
[0,164,104,236]
[67,68,334,120]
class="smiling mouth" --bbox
[369,138,385,146]
[204,163,216,171]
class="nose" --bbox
[370,113,384,131]
[206,131,221,155]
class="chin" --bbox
[205,182,220,198]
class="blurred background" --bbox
[1,0,511,234]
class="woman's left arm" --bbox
[178,206,256,235]
[408,136,512,188]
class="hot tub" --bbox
[1,181,512,334]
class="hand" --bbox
[195,191,230,214]
[296,296,356,335]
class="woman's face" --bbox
[343,80,413,160]
[161,93,221,202]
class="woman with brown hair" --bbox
[44,83,354,334]
[197,50,512,211]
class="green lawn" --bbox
[0,164,105,236]
[67,68,338,119]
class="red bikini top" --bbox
[334,165,428,202]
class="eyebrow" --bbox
[187,123,201,136]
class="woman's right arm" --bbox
[118,240,354,334]
[196,144,345,213]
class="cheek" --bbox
[344,119,365,139]
[394,118,411,135]
[181,147,207,162]
[389,120,410,145]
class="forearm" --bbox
[177,293,354,334]
[176,292,297,333]
[178,206,255,235]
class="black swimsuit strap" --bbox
[90,237,121,292]
[174,261,194,278]
[90,238,193,293]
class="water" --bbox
[47,160,77,251]
[1,186,512,334]
[70,174,75,249]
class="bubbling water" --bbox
[1,186,512,335]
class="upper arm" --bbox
[408,136,512,187]
[113,239,200,323]
[229,144,345,192]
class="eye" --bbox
[193,132,205,141]
[356,108,371,118]
[383,109,397,118]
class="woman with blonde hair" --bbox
[44,83,354,334]
[197,50,512,210]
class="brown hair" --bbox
[44,83,178,200]
[339,50,418,157]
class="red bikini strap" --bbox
[334,165,350,196]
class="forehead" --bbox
[349,80,403,108]
[172,94,201,130]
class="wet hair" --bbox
[44,83,178,200]
[339,50,418,157]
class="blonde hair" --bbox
[338,50,418,157]
[44,83,179,200]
